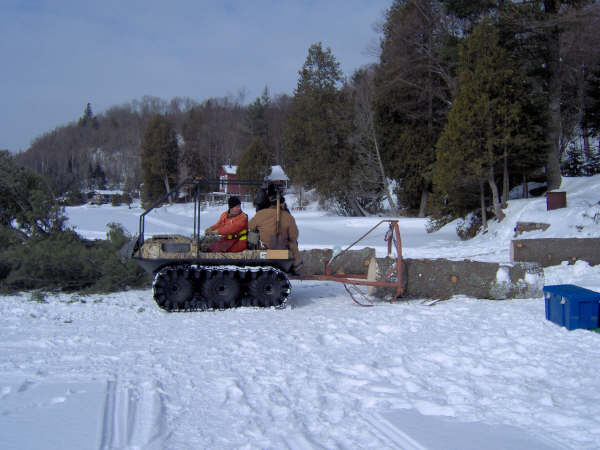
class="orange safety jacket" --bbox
[207,211,248,252]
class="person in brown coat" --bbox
[248,195,301,269]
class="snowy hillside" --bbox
[1,176,600,449]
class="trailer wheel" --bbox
[201,271,240,309]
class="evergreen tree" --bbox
[562,145,586,176]
[181,107,207,180]
[236,138,271,197]
[78,103,98,129]
[584,147,600,175]
[282,43,356,212]
[585,63,600,137]
[442,0,498,21]
[140,115,179,207]
[0,151,65,237]
[92,163,107,190]
[501,0,594,190]
[296,42,343,95]
[374,0,455,215]
[434,20,533,224]
[247,87,270,141]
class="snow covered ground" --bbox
[1,176,600,449]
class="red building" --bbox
[218,165,245,194]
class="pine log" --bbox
[383,258,544,300]
[299,249,332,275]
[328,247,376,275]
[368,256,407,299]
[298,248,375,276]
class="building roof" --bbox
[91,189,123,195]
[220,164,289,181]
[222,165,238,175]
[266,165,289,181]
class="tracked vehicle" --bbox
[128,178,296,311]
[127,178,407,311]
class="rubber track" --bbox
[152,265,291,312]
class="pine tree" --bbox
[247,88,270,141]
[585,63,600,137]
[140,115,179,207]
[78,103,98,129]
[282,43,355,210]
[584,146,600,175]
[562,145,586,176]
[295,42,343,95]
[93,163,107,190]
[502,0,594,190]
[236,138,271,197]
[0,151,65,236]
[181,108,207,180]
[374,0,455,215]
[434,20,533,224]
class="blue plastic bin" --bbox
[543,284,600,330]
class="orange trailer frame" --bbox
[291,220,404,306]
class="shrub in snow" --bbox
[456,213,482,240]
[63,190,86,206]
[0,225,149,294]
[426,215,453,234]
[111,194,122,207]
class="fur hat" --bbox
[228,196,241,209]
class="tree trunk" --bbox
[502,147,509,207]
[372,127,398,215]
[480,179,488,229]
[299,248,376,276]
[522,174,528,199]
[163,176,172,204]
[418,188,428,218]
[352,197,368,217]
[545,4,563,191]
[583,127,591,162]
[488,165,505,221]
[579,69,591,161]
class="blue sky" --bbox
[1,0,391,153]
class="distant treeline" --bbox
[15,0,600,223]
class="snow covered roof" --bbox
[91,189,123,195]
[266,165,289,181]
[222,165,238,175]
[220,164,288,180]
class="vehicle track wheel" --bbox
[248,271,288,307]
[154,267,193,311]
[201,271,240,309]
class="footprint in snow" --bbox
[318,333,363,346]
[0,386,12,398]
[18,380,34,393]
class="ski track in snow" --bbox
[1,284,600,449]
[99,379,168,449]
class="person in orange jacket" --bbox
[204,196,248,252]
